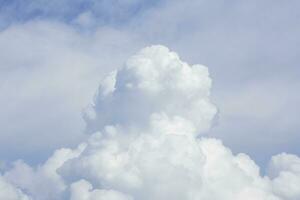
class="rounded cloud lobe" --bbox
[0,176,31,200]
[1,45,300,200]
[85,45,216,135]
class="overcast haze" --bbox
[0,1,300,199]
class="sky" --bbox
[0,1,300,199]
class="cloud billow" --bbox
[1,46,300,200]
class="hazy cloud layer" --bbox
[1,46,299,200]
[0,20,143,163]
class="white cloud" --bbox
[4,145,85,200]
[70,179,133,200]
[1,46,298,200]
[84,45,217,135]
[0,175,31,200]
[268,153,300,200]
[1,0,300,198]
[128,0,300,161]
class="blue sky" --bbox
[0,0,161,28]
[0,0,300,169]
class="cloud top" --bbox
[85,45,217,136]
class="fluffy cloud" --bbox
[268,153,300,200]
[84,45,217,135]
[70,179,133,200]
[4,145,85,200]
[0,175,31,200]
[1,45,299,200]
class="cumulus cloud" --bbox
[1,45,300,200]
[4,145,85,200]
[84,45,216,135]
[0,175,31,200]
[268,153,300,200]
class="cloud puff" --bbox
[85,45,217,136]
[268,153,300,200]
[1,45,300,200]
[0,175,31,200]
[70,179,133,200]
[4,145,85,200]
